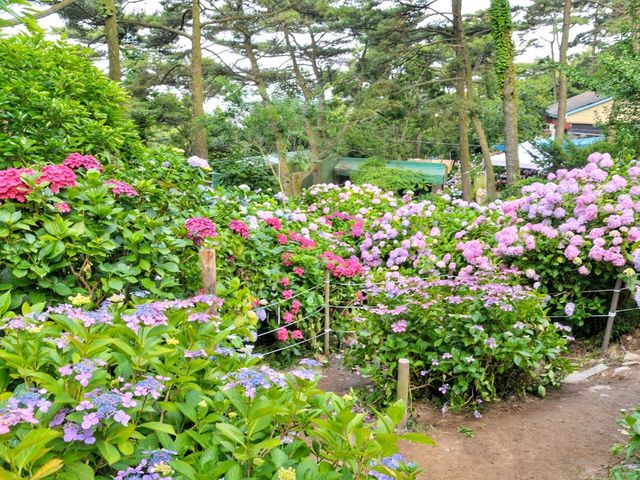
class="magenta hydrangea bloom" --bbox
[185,217,217,244]
[37,165,77,193]
[391,320,407,333]
[63,153,103,172]
[0,168,34,202]
[229,219,250,239]
[105,179,138,197]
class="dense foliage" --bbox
[610,405,640,479]
[0,288,428,479]
[5,146,639,410]
[0,152,215,307]
[351,159,432,195]
[0,35,141,167]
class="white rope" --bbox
[328,304,366,310]
[613,306,640,314]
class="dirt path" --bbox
[318,357,640,480]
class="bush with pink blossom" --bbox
[344,268,571,409]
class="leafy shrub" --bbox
[0,153,214,308]
[0,35,142,167]
[345,270,571,409]
[0,289,429,479]
[352,159,430,194]
[214,152,277,191]
[610,406,640,479]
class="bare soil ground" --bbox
[317,351,640,480]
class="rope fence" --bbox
[199,248,637,357]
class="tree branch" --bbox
[120,18,192,39]
[8,0,78,25]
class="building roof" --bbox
[334,157,447,185]
[546,91,612,118]
[490,136,605,171]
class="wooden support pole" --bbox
[397,358,410,430]
[324,270,331,357]
[199,249,217,295]
[602,278,623,353]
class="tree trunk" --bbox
[452,0,472,201]
[629,0,640,54]
[190,0,208,159]
[455,0,496,201]
[503,65,520,184]
[555,0,572,144]
[309,32,328,140]
[103,0,121,81]
[283,26,321,183]
[491,0,520,185]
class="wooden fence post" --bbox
[324,270,331,357]
[199,249,217,295]
[397,358,410,430]
[602,278,623,353]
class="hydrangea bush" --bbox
[344,269,571,408]
[0,287,429,479]
[0,152,219,308]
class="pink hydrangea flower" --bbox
[265,217,282,230]
[391,320,407,333]
[63,153,103,172]
[229,220,249,239]
[0,168,34,202]
[105,180,138,197]
[54,202,71,213]
[184,217,217,244]
[275,327,288,342]
[37,165,77,193]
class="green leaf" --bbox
[108,278,124,290]
[0,291,11,316]
[97,440,121,465]
[270,448,288,467]
[224,464,242,480]
[399,432,436,445]
[31,458,64,480]
[215,423,245,445]
[140,422,177,436]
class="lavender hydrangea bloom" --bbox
[223,366,287,398]
[369,454,417,480]
[564,302,576,316]
[187,156,210,169]
[59,359,107,386]
[115,449,176,480]
[0,389,51,434]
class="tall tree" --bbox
[189,0,207,158]
[453,1,497,200]
[452,0,471,201]
[490,0,519,185]
[554,0,571,144]
[103,0,121,81]
[122,0,209,158]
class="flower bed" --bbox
[0,288,428,479]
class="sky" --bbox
[5,0,579,102]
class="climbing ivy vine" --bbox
[490,0,515,89]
